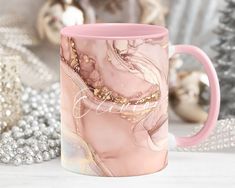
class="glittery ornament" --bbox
[0,55,22,133]
[91,0,167,24]
[91,0,125,14]
[37,0,95,45]
[212,0,235,119]
[169,71,210,123]
[0,15,57,88]
[139,0,168,25]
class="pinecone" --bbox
[213,0,235,119]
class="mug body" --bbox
[60,24,169,177]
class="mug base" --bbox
[61,159,168,177]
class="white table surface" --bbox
[0,151,234,188]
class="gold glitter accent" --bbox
[93,86,160,105]
[0,55,22,133]
[83,55,89,63]
[69,38,80,71]
[61,37,161,105]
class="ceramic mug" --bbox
[60,24,220,177]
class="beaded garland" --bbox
[177,118,235,152]
[0,83,60,165]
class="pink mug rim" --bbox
[61,23,168,40]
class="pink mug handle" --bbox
[170,45,220,147]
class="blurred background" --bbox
[0,0,234,166]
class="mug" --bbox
[60,24,220,177]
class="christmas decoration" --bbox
[92,0,124,14]
[0,83,60,165]
[139,0,168,25]
[0,14,57,88]
[0,14,60,166]
[169,70,210,123]
[213,0,235,119]
[91,0,134,22]
[177,118,235,152]
[91,0,167,24]
[0,55,22,133]
[37,0,95,45]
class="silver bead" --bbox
[34,131,42,137]
[45,113,52,119]
[54,127,60,134]
[2,144,12,152]
[39,135,48,142]
[42,151,50,161]
[31,111,39,117]
[25,149,35,157]
[23,146,31,152]
[49,149,56,159]
[0,148,4,156]
[24,138,33,146]
[31,120,39,127]
[13,132,24,139]
[21,93,29,101]
[49,107,54,113]
[24,129,33,137]
[39,123,46,129]
[30,96,37,103]
[48,127,55,134]
[18,120,26,127]
[54,147,60,156]
[13,155,22,166]
[31,126,39,132]
[52,132,59,139]
[23,124,31,130]
[38,110,45,116]
[55,140,60,146]
[35,153,43,163]
[11,142,18,149]
[16,148,24,154]
[25,154,34,164]
[31,145,39,152]
[12,126,20,132]
[8,151,15,158]
[22,104,30,113]
[48,140,55,147]
[2,138,10,144]
[31,102,38,109]
[17,139,25,146]
[1,154,10,163]
[26,116,34,123]
[1,132,11,139]
[43,129,52,136]
[39,143,48,151]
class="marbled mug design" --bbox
[60,30,169,176]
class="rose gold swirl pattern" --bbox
[60,38,162,105]
[60,35,169,177]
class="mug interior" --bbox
[61,23,168,39]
